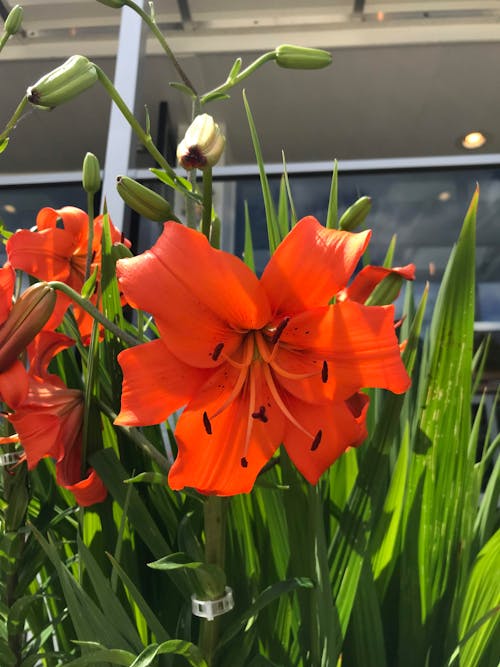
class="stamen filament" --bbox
[209,338,254,420]
[241,364,257,467]
[262,364,315,440]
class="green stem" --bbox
[199,496,227,666]
[48,281,141,348]
[200,52,276,105]
[95,67,196,201]
[0,96,28,145]
[186,170,198,229]
[123,0,198,97]
[85,191,95,282]
[97,399,171,473]
[201,168,213,241]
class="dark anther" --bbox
[321,361,328,383]
[311,430,322,451]
[251,405,268,423]
[203,411,212,435]
[241,456,248,468]
[212,342,224,361]
[270,317,290,344]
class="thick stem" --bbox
[48,281,141,348]
[84,192,95,282]
[199,496,227,666]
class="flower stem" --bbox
[85,192,95,282]
[200,52,276,106]
[199,495,227,665]
[94,66,197,202]
[47,281,141,348]
[122,0,198,97]
[0,96,28,145]
[201,168,213,241]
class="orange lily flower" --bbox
[6,206,129,343]
[115,216,412,496]
[1,330,106,506]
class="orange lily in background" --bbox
[1,330,106,506]
[6,206,129,343]
[115,216,413,496]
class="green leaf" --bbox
[63,643,135,666]
[130,639,208,667]
[0,137,9,154]
[243,202,255,271]
[242,90,279,253]
[218,577,313,651]
[169,81,197,99]
[124,472,169,486]
[80,266,98,299]
[454,529,500,667]
[325,160,338,229]
[228,57,242,80]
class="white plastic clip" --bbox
[191,586,234,621]
[0,452,21,467]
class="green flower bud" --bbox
[274,44,332,70]
[4,5,23,36]
[96,0,126,7]
[26,55,97,109]
[0,283,56,372]
[116,176,177,222]
[177,114,225,171]
[339,196,372,231]
[82,152,101,195]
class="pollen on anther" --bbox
[321,361,328,383]
[203,411,212,435]
[311,429,322,451]
[251,405,268,423]
[212,342,224,361]
[241,457,248,468]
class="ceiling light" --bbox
[461,131,487,150]
[3,204,16,214]
[438,191,451,202]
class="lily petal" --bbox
[117,222,271,367]
[339,263,416,304]
[0,360,29,408]
[0,264,14,325]
[115,338,211,426]
[60,467,107,506]
[283,392,369,484]
[261,216,371,315]
[169,361,285,495]
[280,301,410,399]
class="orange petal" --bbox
[283,393,368,484]
[0,264,14,325]
[7,411,61,469]
[339,263,416,303]
[116,222,271,367]
[115,338,211,426]
[260,216,371,315]
[60,467,107,506]
[7,228,76,283]
[280,301,410,399]
[37,206,87,244]
[0,360,29,409]
[169,361,285,495]
[27,331,75,381]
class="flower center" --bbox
[204,318,327,468]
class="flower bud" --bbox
[177,114,225,171]
[0,283,56,372]
[4,5,23,36]
[96,0,125,7]
[116,176,177,222]
[274,44,332,70]
[339,196,372,231]
[26,55,97,109]
[82,152,101,195]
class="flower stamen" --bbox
[262,363,314,440]
[269,317,290,344]
[203,411,212,435]
[321,361,328,383]
[311,429,322,451]
[212,342,224,361]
